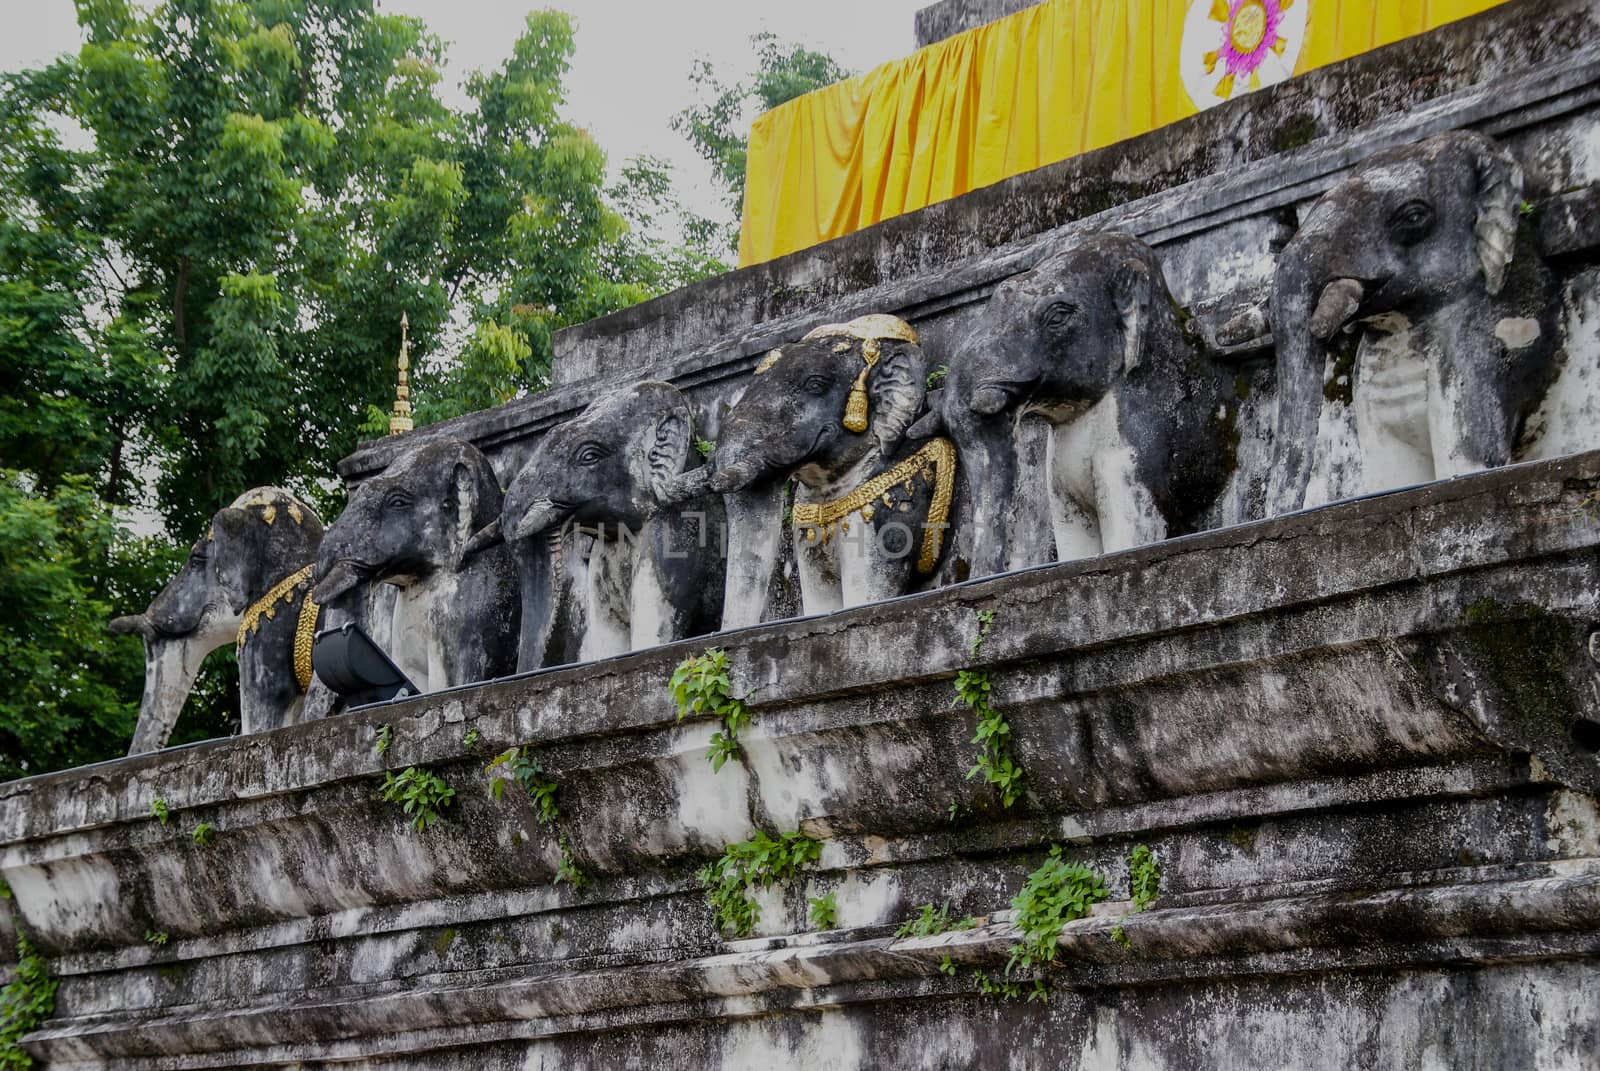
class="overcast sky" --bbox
[4,0,931,228]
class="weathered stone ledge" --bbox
[4,452,1600,1064]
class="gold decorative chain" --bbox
[235,564,321,692]
[294,583,320,692]
[791,437,957,574]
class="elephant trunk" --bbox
[949,413,1016,578]
[720,481,789,630]
[509,501,571,543]
[659,466,712,507]
[1266,259,1332,516]
[708,454,770,496]
[514,531,565,673]
[127,633,212,754]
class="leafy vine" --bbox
[697,830,821,937]
[670,648,750,771]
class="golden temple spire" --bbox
[389,312,414,436]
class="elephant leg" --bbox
[579,537,631,662]
[628,554,677,651]
[127,635,213,754]
[1052,493,1103,563]
[795,529,845,616]
[1092,445,1166,554]
[1355,332,1435,493]
[1047,411,1113,561]
[837,517,914,609]
[301,678,339,722]
[387,583,434,691]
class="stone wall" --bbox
[8,2,1600,1065]
[913,0,1044,47]
[3,452,1599,1066]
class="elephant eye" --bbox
[802,374,832,396]
[573,442,612,466]
[1388,199,1436,246]
[382,488,414,511]
[1041,301,1077,332]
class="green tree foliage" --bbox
[0,0,725,780]
[673,32,851,248]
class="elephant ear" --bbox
[211,507,252,544]
[867,340,927,457]
[1467,133,1524,297]
[647,403,693,501]
[452,462,479,547]
[1109,255,1154,372]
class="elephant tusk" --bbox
[461,518,503,561]
[658,467,712,507]
[1309,278,1365,341]
[1216,303,1269,347]
[969,385,1013,416]
[108,614,154,638]
[311,560,365,604]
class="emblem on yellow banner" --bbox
[1181,0,1307,109]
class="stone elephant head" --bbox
[313,438,518,691]
[912,232,1232,576]
[483,380,724,669]
[109,488,325,753]
[671,314,944,625]
[1268,129,1561,513]
[703,316,927,499]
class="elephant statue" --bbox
[467,380,725,670]
[1268,129,1562,514]
[312,438,519,691]
[909,232,1235,577]
[667,314,954,626]
[108,488,334,753]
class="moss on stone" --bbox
[1271,114,1321,153]
[1322,329,1360,406]
[1457,597,1583,732]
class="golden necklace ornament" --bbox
[791,437,957,574]
[235,564,322,692]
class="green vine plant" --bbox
[149,799,169,825]
[926,364,949,389]
[894,901,977,939]
[970,608,997,657]
[191,822,215,846]
[485,747,560,826]
[695,437,716,458]
[807,890,837,930]
[1576,490,1600,523]
[670,648,751,772]
[377,767,456,832]
[554,839,588,889]
[461,728,481,749]
[0,935,57,1068]
[144,930,169,947]
[1006,845,1109,979]
[1113,844,1162,946]
[374,724,392,755]
[956,670,1024,808]
[697,830,822,938]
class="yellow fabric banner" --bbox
[739,0,1508,267]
